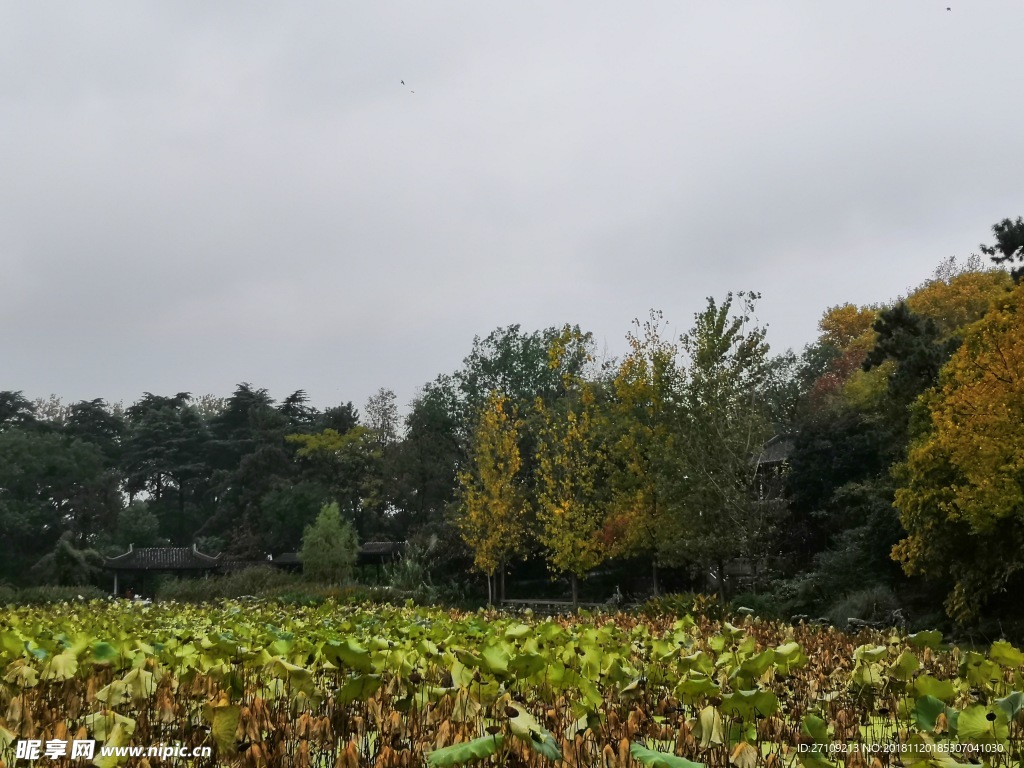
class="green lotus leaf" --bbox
[0,631,26,659]
[504,624,531,640]
[508,651,546,679]
[801,714,829,745]
[914,675,956,703]
[853,644,887,663]
[507,706,561,761]
[850,662,883,690]
[323,637,373,673]
[629,742,705,768]
[743,649,775,675]
[481,644,511,676]
[336,674,383,705]
[890,650,920,681]
[990,640,1024,668]
[426,734,504,767]
[912,695,958,735]
[774,642,808,672]
[721,689,779,720]
[674,675,720,704]
[94,680,131,706]
[4,660,38,688]
[42,649,78,681]
[907,630,944,650]
[92,722,133,768]
[202,701,241,756]
[996,690,1024,719]
[84,710,137,743]
[957,704,1009,745]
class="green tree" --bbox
[258,481,330,553]
[287,426,383,539]
[205,384,296,554]
[0,391,40,430]
[300,502,359,584]
[30,532,105,586]
[64,398,125,466]
[665,292,776,598]
[389,379,462,536]
[980,215,1024,282]
[364,387,400,446]
[123,392,214,545]
[0,429,120,583]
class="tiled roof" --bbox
[754,435,794,466]
[104,545,222,571]
[359,541,406,556]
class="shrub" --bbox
[0,584,107,605]
[826,585,901,627]
[300,503,359,584]
[639,592,723,621]
[156,567,297,601]
[728,591,784,619]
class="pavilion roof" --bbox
[104,544,222,571]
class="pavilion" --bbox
[103,543,222,597]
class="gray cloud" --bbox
[2,1,1022,411]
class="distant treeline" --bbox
[2,217,1023,625]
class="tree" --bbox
[453,324,596,439]
[533,327,610,607]
[454,392,528,604]
[204,384,296,552]
[30,532,105,587]
[606,310,679,594]
[258,481,330,553]
[287,427,383,538]
[664,292,776,598]
[123,392,212,543]
[980,215,1024,282]
[111,501,165,550]
[0,391,39,430]
[299,502,359,584]
[893,282,1024,621]
[364,388,400,446]
[862,302,959,422]
[65,399,125,466]
[0,430,120,583]
[389,378,462,536]
[278,390,318,430]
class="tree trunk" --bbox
[716,559,727,604]
[499,561,506,604]
[487,573,494,606]
[571,574,579,611]
[652,562,660,597]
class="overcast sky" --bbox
[3,1,1022,414]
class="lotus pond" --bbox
[1,600,1022,767]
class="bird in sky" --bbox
[401,80,405,85]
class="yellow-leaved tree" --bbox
[454,392,527,605]
[534,327,611,608]
[893,281,1024,621]
[606,310,679,595]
